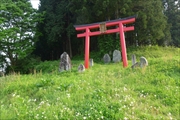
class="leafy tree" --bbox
[0,0,42,72]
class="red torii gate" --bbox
[74,16,136,69]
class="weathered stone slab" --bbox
[112,50,121,63]
[131,62,139,69]
[59,52,72,72]
[140,56,148,68]
[89,58,94,67]
[78,64,85,73]
[103,54,111,63]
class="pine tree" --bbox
[72,0,169,46]
[164,0,180,47]
[132,0,169,46]
[34,0,74,60]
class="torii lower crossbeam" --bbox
[74,16,136,69]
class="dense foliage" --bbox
[34,0,179,61]
[0,0,43,73]
[163,0,180,47]
[0,0,179,73]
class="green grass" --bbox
[0,46,179,119]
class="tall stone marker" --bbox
[113,50,121,63]
[140,56,148,68]
[103,54,111,63]
[59,52,72,72]
[132,54,136,65]
[131,54,139,69]
[89,58,94,67]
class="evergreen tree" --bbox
[72,0,169,46]
[34,0,75,60]
[34,0,172,62]
[132,0,169,46]
[71,0,135,53]
[164,0,180,47]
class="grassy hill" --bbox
[0,46,179,119]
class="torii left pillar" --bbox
[74,16,136,69]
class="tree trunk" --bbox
[68,36,72,58]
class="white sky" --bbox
[30,0,40,9]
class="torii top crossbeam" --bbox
[74,15,136,69]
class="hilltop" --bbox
[0,46,179,119]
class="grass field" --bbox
[0,46,179,119]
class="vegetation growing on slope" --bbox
[0,46,179,119]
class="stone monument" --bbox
[89,58,94,67]
[140,56,148,68]
[131,54,139,69]
[59,52,72,72]
[131,62,139,69]
[112,50,121,63]
[132,54,136,65]
[78,64,85,73]
[103,54,111,63]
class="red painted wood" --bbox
[77,26,134,38]
[123,26,134,32]
[74,16,136,69]
[75,17,135,30]
[119,23,128,67]
[85,28,90,69]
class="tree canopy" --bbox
[163,0,180,47]
[0,0,43,72]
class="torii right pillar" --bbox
[119,22,128,67]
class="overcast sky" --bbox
[30,0,40,9]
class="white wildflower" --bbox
[76,112,80,116]
[124,117,128,120]
[168,112,171,116]
[124,87,127,91]
[67,93,70,98]
[12,93,16,97]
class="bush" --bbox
[98,35,120,56]
[5,56,41,74]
